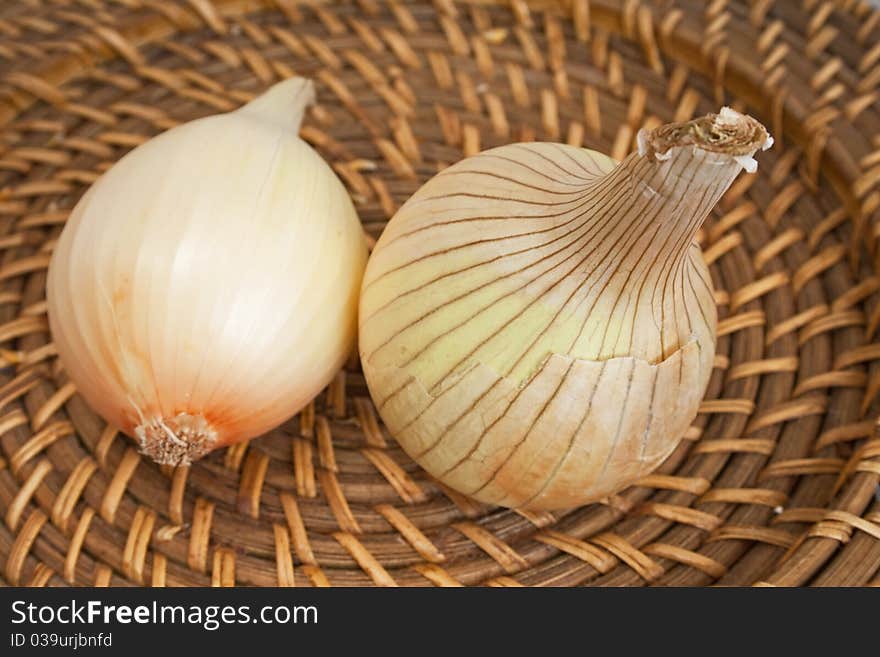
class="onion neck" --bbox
[591,147,743,273]
[549,108,772,364]
[584,109,771,276]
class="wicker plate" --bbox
[1,0,880,587]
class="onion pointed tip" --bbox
[237,76,316,131]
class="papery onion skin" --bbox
[360,109,770,510]
[47,78,367,465]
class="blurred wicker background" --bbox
[1,0,880,587]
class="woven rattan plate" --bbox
[1,0,880,587]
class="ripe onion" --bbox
[47,77,367,465]
[359,108,771,510]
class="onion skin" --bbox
[47,78,367,465]
[360,109,770,510]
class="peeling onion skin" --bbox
[47,78,368,466]
[359,109,771,510]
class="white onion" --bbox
[47,77,367,465]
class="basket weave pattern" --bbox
[1,0,880,587]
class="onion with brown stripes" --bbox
[359,108,772,510]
